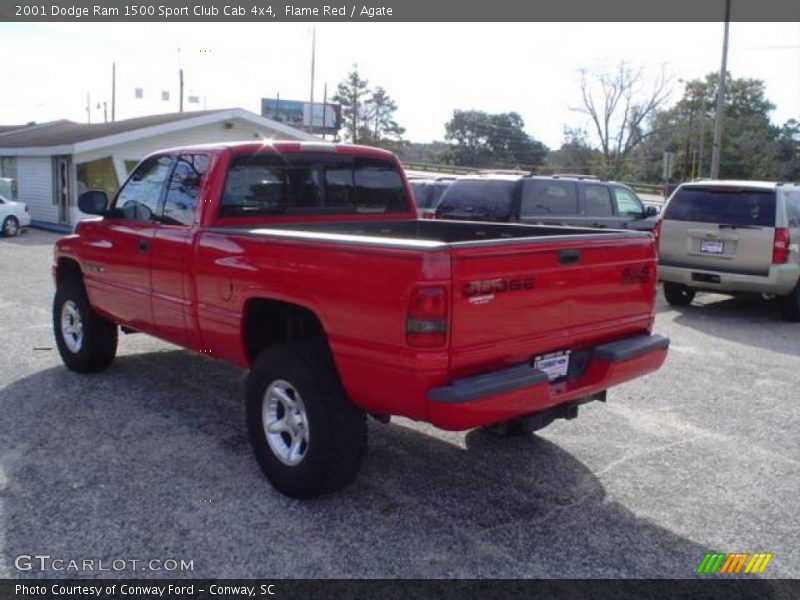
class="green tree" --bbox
[332,67,371,143]
[632,73,794,182]
[444,110,547,168]
[545,127,603,174]
[365,87,405,145]
[775,119,800,181]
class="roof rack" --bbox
[550,173,602,181]
[477,169,529,176]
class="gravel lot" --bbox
[1,229,798,579]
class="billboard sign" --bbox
[261,98,341,135]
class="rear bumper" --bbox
[427,333,669,430]
[659,263,800,296]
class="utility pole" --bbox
[322,82,328,140]
[309,26,316,132]
[683,91,696,180]
[111,62,116,121]
[179,68,184,113]
[86,93,91,124]
[710,0,731,179]
[698,110,706,178]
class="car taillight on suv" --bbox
[406,286,448,348]
[773,228,790,264]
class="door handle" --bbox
[557,249,581,265]
[138,239,150,252]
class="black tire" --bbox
[2,216,19,238]
[246,341,367,498]
[663,282,696,307]
[782,282,800,322]
[53,276,118,372]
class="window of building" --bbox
[76,157,119,202]
[0,157,18,199]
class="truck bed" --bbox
[209,219,649,249]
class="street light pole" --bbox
[710,0,731,179]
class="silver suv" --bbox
[657,180,800,320]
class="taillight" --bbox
[406,286,448,348]
[422,212,436,220]
[773,228,790,264]
[652,219,662,247]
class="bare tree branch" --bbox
[570,61,673,176]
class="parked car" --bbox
[657,180,800,320]
[434,174,659,231]
[408,177,455,219]
[661,182,680,199]
[0,194,31,237]
[54,141,668,498]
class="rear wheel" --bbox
[663,282,696,307]
[782,282,800,322]
[246,341,367,498]
[53,276,118,372]
[2,216,19,237]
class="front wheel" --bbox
[53,277,118,372]
[246,341,367,498]
[2,216,19,237]
[663,282,696,307]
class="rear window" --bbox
[520,180,578,216]
[436,179,515,221]
[664,187,776,227]
[219,154,408,218]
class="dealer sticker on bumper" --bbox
[534,350,571,381]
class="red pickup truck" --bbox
[53,141,668,498]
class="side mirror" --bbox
[645,205,660,217]
[78,191,109,216]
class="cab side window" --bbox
[115,155,174,221]
[613,187,645,217]
[581,184,614,216]
[162,154,209,226]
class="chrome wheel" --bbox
[3,217,18,237]
[60,300,84,353]
[262,379,309,466]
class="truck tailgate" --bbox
[449,235,656,379]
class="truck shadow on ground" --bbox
[0,349,781,586]
[666,293,800,357]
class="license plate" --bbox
[700,239,724,254]
[534,351,571,381]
